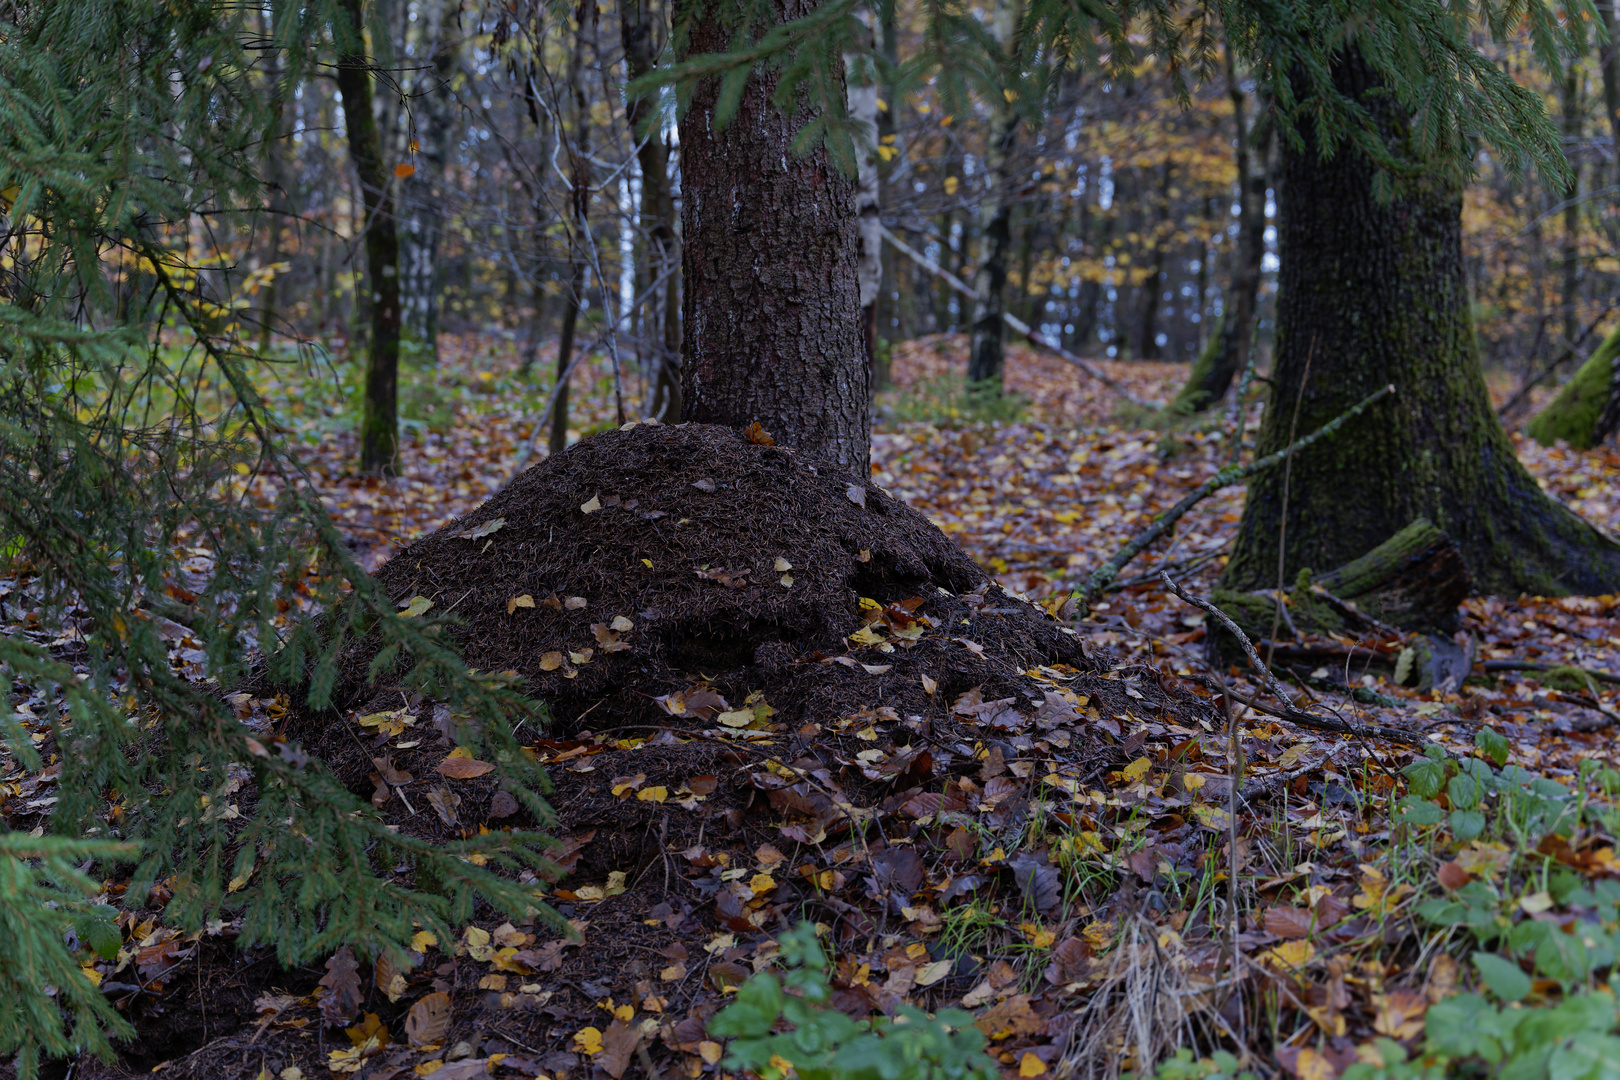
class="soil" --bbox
[72,423,1215,1080]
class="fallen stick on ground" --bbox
[1070,384,1396,616]
[879,226,1157,410]
[1162,572,1444,753]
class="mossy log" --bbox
[1526,321,1620,450]
[1207,518,1469,666]
[1314,517,1470,633]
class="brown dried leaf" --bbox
[1437,861,1474,890]
[436,756,495,779]
[598,1020,642,1079]
[1263,905,1314,940]
[405,991,452,1048]
[372,756,412,786]
[318,945,363,1026]
[425,787,461,826]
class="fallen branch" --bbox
[1072,385,1396,615]
[1162,572,1442,753]
[879,226,1157,410]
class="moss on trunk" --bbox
[1526,322,1620,449]
[1224,49,1620,597]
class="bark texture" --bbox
[1224,50,1620,596]
[677,0,869,475]
[336,0,402,476]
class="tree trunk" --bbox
[966,0,1025,390]
[550,21,593,454]
[676,0,868,475]
[335,0,402,476]
[848,31,882,382]
[399,0,453,365]
[258,133,284,353]
[1560,64,1583,353]
[1224,48,1620,596]
[1173,52,1265,413]
[1135,164,1171,359]
[550,262,584,455]
[621,0,682,420]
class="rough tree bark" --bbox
[966,0,1024,390]
[1173,52,1267,413]
[335,0,402,476]
[676,0,869,475]
[1223,49,1620,596]
[621,0,682,420]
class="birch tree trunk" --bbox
[676,0,869,474]
[847,33,883,373]
[620,0,682,420]
[335,0,402,476]
[965,0,1024,390]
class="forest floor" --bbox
[4,333,1620,1080]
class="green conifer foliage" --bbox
[0,2,560,1073]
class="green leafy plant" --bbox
[709,922,999,1080]
[1345,981,1620,1079]
[1395,728,1576,842]
[1130,1049,1257,1080]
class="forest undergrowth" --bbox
[4,333,1620,1080]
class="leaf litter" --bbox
[3,334,1619,1080]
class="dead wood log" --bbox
[1313,517,1471,633]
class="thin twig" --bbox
[1073,385,1396,615]
[1161,572,1443,753]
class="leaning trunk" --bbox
[966,0,1024,389]
[676,0,868,474]
[335,0,402,476]
[1224,49,1620,596]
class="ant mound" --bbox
[294,422,1176,836]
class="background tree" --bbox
[335,0,404,475]
[1221,26,1620,596]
